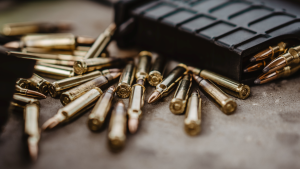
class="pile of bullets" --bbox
[2,22,252,161]
[244,42,300,84]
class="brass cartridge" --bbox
[16,78,31,89]
[24,103,40,161]
[12,94,40,106]
[193,75,236,115]
[108,101,127,151]
[148,64,187,103]
[73,57,122,75]
[116,62,136,98]
[88,86,116,131]
[83,23,116,59]
[135,51,152,83]
[8,51,83,61]
[184,90,201,136]
[15,85,46,99]
[2,22,71,36]
[250,42,287,62]
[60,73,120,105]
[22,46,89,56]
[27,74,50,95]
[148,56,166,86]
[34,63,74,79]
[188,66,250,100]
[169,74,192,114]
[43,88,102,130]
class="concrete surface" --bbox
[0,1,300,169]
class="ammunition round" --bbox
[116,62,136,98]
[236,84,251,100]
[148,56,166,86]
[184,90,201,136]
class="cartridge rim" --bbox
[170,98,186,114]
[38,81,50,95]
[60,94,71,105]
[221,98,237,115]
[87,118,102,132]
[48,83,59,98]
[73,60,87,75]
[148,71,163,86]
[184,120,201,136]
[236,84,250,99]
[116,83,132,98]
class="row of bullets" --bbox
[244,42,300,84]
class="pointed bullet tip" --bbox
[244,69,248,73]
[249,57,256,62]
[254,79,261,84]
[42,118,59,130]
[148,91,160,104]
[28,142,38,162]
[262,67,269,73]
[128,118,139,134]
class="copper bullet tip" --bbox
[3,41,21,49]
[28,141,38,161]
[148,91,160,104]
[249,57,256,62]
[254,79,261,84]
[27,90,47,99]
[42,117,60,130]
[128,118,139,134]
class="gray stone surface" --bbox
[0,1,300,169]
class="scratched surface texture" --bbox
[0,1,300,169]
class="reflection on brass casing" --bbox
[136,51,152,82]
[49,71,103,98]
[127,84,145,121]
[108,101,127,151]
[52,88,102,124]
[184,90,201,136]
[60,74,113,105]
[170,74,192,114]
[155,64,187,97]
[88,86,116,131]
[28,74,50,95]
[282,45,300,65]
[148,56,166,86]
[116,62,136,98]
[12,94,40,106]
[83,23,116,59]
[2,22,71,36]
[188,66,250,100]
[21,33,76,50]
[74,57,121,75]
[24,103,40,152]
[17,78,31,89]
[194,75,236,115]
[34,63,74,79]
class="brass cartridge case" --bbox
[169,74,192,114]
[60,74,115,105]
[2,22,71,36]
[34,63,74,79]
[51,88,102,124]
[16,78,31,89]
[73,57,122,75]
[28,74,50,95]
[193,75,236,115]
[116,62,136,98]
[84,23,116,59]
[9,51,83,61]
[49,71,103,98]
[148,56,166,86]
[22,46,88,56]
[108,101,127,151]
[127,84,145,123]
[88,86,116,131]
[189,66,250,100]
[135,51,152,82]
[12,94,40,106]
[155,64,187,98]
[184,90,201,136]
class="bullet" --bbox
[255,63,300,84]
[43,88,102,130]
[34,63,75,79]
[244,58,271,73]
[73,57,123,75]
[135,51,152,84]
[4,33,94,50]
[263,45,300,73]
[148,56,166,86]
[249,42,287,62]
[116,62,136,98]
[169,74,192,114]
[148,64,187,103]
[49,69,121,98]
[2,21,72,36]
[83,23,116,59]
[108,101,127,151]
[16,78,31,89]
[193,75,236,115]
[60,73,120,105]
[24,103,40,161]
[15,85,47,99]
[184,90,201,136]
[12,94,40,106]
[88,86,116,132]
[27,73,50,95]
[188,66,250,100]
